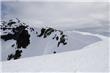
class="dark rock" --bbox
[1,33,14,41]
[30,27,34,32]
[7,50,23,60]
[43,28,54,38]
[7,54,14,60]
[53,51,56,54]
[11,44,15,47]
[14,50,22,60]
[56,36,59,40]
[57,35,67,47]
[38,28,46,37]
[52,34,57,39]
[16,30,30,48]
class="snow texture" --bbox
[1,38,109,72]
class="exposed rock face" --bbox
[1,33,15,41]
[1,20,31,49]
[38,28,46,37]
[1,19,31,60]
[16,28,30,48]
[38,27,68,47]
[57,35,67,47]
[0,19,68,61]
[7,50,22,60]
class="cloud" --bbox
[1,2,109,28]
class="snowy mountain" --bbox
[0,18,68,61]
[2,37,109,72]
[1,19,106,61]
[75,26,110,37]
[1,2,109,72]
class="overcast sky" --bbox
[1,2,109,28]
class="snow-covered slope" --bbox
[2,38,109,72]
[1,19,109,72]
[1,19,104,61]
[75,26,110,37]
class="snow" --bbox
[72,30,108,40]
[1,37,109,72]
[1,2,109,72]
[1,30,102,61]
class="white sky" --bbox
[1,2,110,28]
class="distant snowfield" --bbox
[1,36,109,72]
